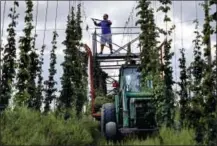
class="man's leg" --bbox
[109,44,113,54]
[100,44,104,54]
[100,35,105,54]
[108,34,113,54]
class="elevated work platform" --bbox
[91,27,142,98]
[96,53,140,60]
[87,26,166,119]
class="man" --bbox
[93,14,113,54]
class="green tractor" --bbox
[100,62,158,140]
[83,44,158,141]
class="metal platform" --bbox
[97,58,140,63]
[88,27,166,119]
[96,53,140,60]
[91,27,141,95]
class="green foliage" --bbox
[136,0,158,83]
[210,1,217,122]
[74,3,88,115]
[94,93,114,113]
[75,4,82,41]
[58,8,77,109]
[210,0,217,112]
[33,44,45,111]
[157,0,175,128]
[2,0,217,145]
[210,0,217,22]
[0,0,19,106]
[201,1,213,63]
[100,126,196,145]
[136,0,175,130]
[95,96,113,108]
[85,90,113,115]
[191,20,204,86]
[1,106,100,145]
[187,19,206,144]
[153,74,166,124]
[159,126,196,145]
[44,31,58,113]
[136,1,160,130]
[162,39,175,128]
[27,33,39,108]
[187,20,205,144]
[178,48,189,127]
[58,5,87,114]
[93,61,108,95]
[200,1,217,145]
[0,107,198,145]
[15,0,34,106]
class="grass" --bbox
[99,126,196,145]
[0,106,101,145]
[0,106,196,145]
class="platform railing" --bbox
[91,26,166,95]
[91,27,141,58]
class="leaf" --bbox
[14,1,19,7]
[157,6,165,12]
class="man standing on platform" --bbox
[93,14,113,54]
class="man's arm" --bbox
[108,20,112,25]
[94,21,101,26]
[106,20,112,26]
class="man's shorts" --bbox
[101,33,112,45]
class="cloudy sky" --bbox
[1,1,216,93]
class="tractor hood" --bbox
[126,91,154,98]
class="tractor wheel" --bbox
[101,103,117,141]
[100,104,105,135]
[104,103,116,124]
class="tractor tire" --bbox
[104,103,116,124]
[100,104,105,135]
[101,103,117,141]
